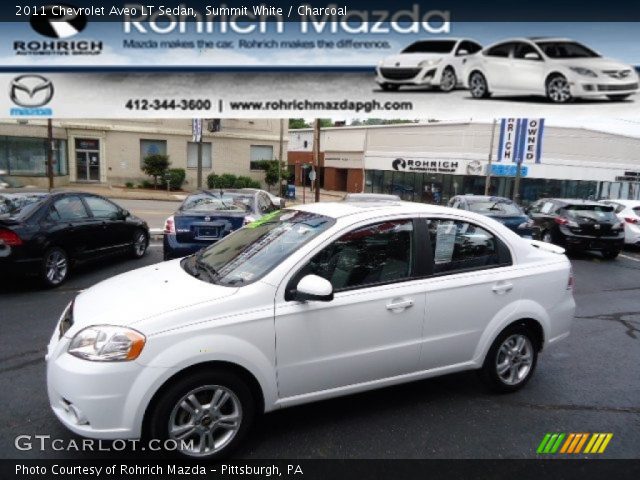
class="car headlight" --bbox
[68,326,146,361]
[569,67,597,78]
[418,58,442,68]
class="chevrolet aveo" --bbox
[465,37,639,103]
[47,202,575,458]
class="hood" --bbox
[381,53,445,67]
[552,57,634,72]
[70,259,238,334]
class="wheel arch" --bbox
[545,71,567,86]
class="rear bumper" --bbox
[560,234,624,251]
[0,244,41,276]
[162,234,213,260]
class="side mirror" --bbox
[524,52,541,61]
[457,49,469,56]
[295,274,334,302]
[121,209,130,218]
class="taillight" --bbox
[555,216,578,228]
[0,228,22,246]
[163,216,175,235]
[567,268,575,290]
[624,217,639,224]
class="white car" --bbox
[46,201,575,458]
[600,199,640,246]
[465,37,639,103]
[376,38,483,92]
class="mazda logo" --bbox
[392,158,406,171]
[467,160,483,175]
[30,4,87,39]
[10,75,54,107]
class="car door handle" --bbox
[492,282,513,294]
[386,298,414,311]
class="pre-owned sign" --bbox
[497,118,545,164]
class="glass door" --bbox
[74,138,100,182]
[76,151,88,181]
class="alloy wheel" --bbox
[469,73,487,98]
[495,334,534,386]
[45,250,68,285]
[440,69,456,92]
[134,232,147,257]
[168,385,242,457]
[547,76,572,103]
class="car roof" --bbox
[603,199,640,206]
[291,200,458,219]
[456,195,514,202]
[528,37,573,42]
[543,198,605,207]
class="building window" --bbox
[0,136,67,176]
[250,145,274,170]
[140,139,167,167]
[187,142,212,169]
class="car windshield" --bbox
[183,210,335,286]
[0,193,47,217]
[181,193,254,213]
[563,205,617,222]
[401,41,456,54]
[467,200,523,216]
[535,41,600,58]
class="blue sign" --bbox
[491,164,528,177]
[497,118,544,164]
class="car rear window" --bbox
[563,205,617,222]
[467,200,523,216]
[0,193,47,218]
[182,193,252,212]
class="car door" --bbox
[274,218,426,398]
[417,217,522,370]
[48,195,101,259]
[482,42,515,91]
[453,40,482,78]
[82,195,130,252]
[511,42,546,94]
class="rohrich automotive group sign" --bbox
[497,118,545,164]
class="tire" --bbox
[381,83,400,92]
[147,370,256,460]
[439,67,457,92]
[602,249,620,260]
[546,74,572,103]
[41,247,69,288]
[469,72,490,98]
[480,324,539,393]
[607,94,631,101]
[541,230,553,244]
[131,229,148,259]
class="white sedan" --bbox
[465,37,639,103]
[600,199,640,246]
[376,38,483,92]
[46,201,575,458]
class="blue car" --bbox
[448,195,536,238]
[163,189,279,260]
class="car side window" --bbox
[52,196,89,222]
[84,196,120,219]
[485,42,512,58]
[428,219,507,274]
[513,42,540,60]
[301,220,414,291]
[458,41,482,55]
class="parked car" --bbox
[600,199,640,246]
[163,189,280,260]
[0,191,149,287]
[448,195,535,238]
[376,38,482,92]
[47,201,574,459]
[527,198,624,258]
[465,37,639,103]
[343,193,402,202]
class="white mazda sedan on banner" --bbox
[376,38,483,91]
[46,201,574,459]
[465,37,639,103]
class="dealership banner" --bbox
[497,118,545,164]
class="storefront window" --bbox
[0,136,68,176]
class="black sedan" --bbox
[0,190,149,287]
[527,198,624,259]
[163,189,280,260]
[448,195,536,238]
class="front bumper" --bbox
[376,65,442,86]
[571,75,639,97]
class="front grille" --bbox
[597,83,638,92]
[380,67,421,81]
[602,69,633,79]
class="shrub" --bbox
[206,173,261,190]
[165,168,186,190]
[139,180,153,189]
[141,154,170,188]
[125,182,134,188]
[235,176,261,188]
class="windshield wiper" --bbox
[194,251,220,281]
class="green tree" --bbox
[289,118,310,129]
[141,154,170,189]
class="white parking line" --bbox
[620,254,640,262]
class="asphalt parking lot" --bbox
[1,243,639,459]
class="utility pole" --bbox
[484,119,497,196]
[513,160,522,203]
[193,119,203,189]
[47,118,54,191]
[313,119,321,202]
[278,118,284,197]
